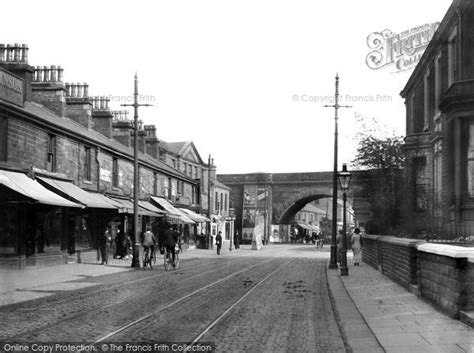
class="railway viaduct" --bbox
[217,171,370,237]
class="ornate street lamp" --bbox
[229,207,235,251]
[337,163,352,276]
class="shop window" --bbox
[0,116,7,162]
[84,146,91,181]
[47,134,56,172]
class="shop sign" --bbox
[0,67,24,107]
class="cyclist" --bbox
[163,224,178,267]
[141,226,157,264]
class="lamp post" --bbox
[121,73,152,268]
[338,163,352,276]
[324,74,351,269]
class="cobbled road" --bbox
[1,245,347,352]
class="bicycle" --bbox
[142,246,156,270]
[164,244,180,271]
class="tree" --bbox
[351,114,405,235]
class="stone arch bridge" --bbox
[217,171,370,236]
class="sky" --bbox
[1,0,453,174]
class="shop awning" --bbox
[0,170,83,208]
[296,221,315,231]
[150,196,195,223]
[179,208,210,223]
[107,197,162,216]
[139,201,166,216]
[37,177,117,209]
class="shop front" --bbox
[0,170,83,269]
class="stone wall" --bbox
[417,244,474,318]
[362,235,422,291]
[362,235,474,320]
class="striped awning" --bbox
[0,170,83,208]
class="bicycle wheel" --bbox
[142,251,149,270]
[173,252,180,270]
[164,253,171,271]
[148,251,153,270]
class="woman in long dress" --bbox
[351,228,362,266]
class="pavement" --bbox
[0,245,473,352]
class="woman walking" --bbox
[351,228,363,266]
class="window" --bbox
[0,116,7,162]
[407,94,415,134]
[84,147,91,181]
[433,141,443,206]
[423,70,430,130]
[215,192,219,212]
[163,178,169,198]
[112,157,118,188]
[224,194,228,212]
[47,134,57,172]
[220,193,223,212]
[153,172,158,195]
[434,53,442,114]
[466,124,474,198]
[171,179,177,199]
[448,28,457,87]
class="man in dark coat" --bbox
[163,224,178,265]
[216,231,223,255]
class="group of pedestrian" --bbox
[336,227,363,266]
[100,223,183,265]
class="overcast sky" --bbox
[1,0,452,174]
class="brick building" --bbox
[400,0,474,237]
[0,43,226,268]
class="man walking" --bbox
[216,231,223,255]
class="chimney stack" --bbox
[91,96,113,138]
[144,125,160,159]
[65,82,93,129]
[31,65,67,117]
[0,43,34,101]
[112,110,133,147]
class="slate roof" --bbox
[7,101,194,182]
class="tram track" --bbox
[90,257,291,344]
[5,257,228,313]
[2,255,272,341]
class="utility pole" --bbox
[208,154,212,250]
[121,73,152,268]
[323,74,351,270]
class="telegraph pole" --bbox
[323,74,351,270]
[208,155,213,250]
[121,73,152,268]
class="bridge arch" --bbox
[278,193,332,224]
